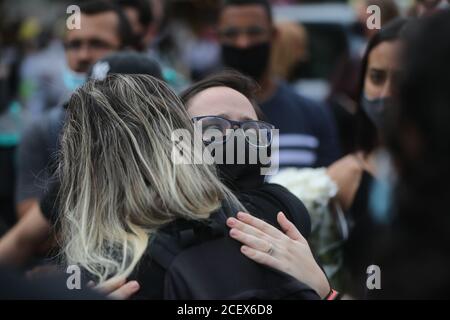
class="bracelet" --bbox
[324,288,340,300]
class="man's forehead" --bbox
[66,12,119,38]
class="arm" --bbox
[227,211,332,299]
[326,154,364,211]
[15,120,49,219]
[0,203,50,266]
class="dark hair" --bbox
[356,17,410,154]
[115,0,153,28]
[220,0,272,23]
[180,70,266,121]
[375,10,450,299]
[77,0,135,49]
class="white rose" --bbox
[269,168,338,228]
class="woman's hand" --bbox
[226,211,331,299]
[88,279,140,300]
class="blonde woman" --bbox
[58,74,321,299]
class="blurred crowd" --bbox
[1,0,450,300]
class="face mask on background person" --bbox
[221,42,271,81]
[62,66,87,92]
[361,94,395,130]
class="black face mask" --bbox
[207,134,271,192]
[221,42,271,81]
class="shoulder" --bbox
[276,83,331,117]
[239,183,311,238]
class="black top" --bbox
[128,203,317,300]
[343,170,377,297]
[40,182,313,299]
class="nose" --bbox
[379,80,393,99]
[235,34,252,49]
[74,46,95,70]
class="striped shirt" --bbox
[260,82,340,169]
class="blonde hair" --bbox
[271,22,309,80]
[59,74,243,286]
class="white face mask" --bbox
[62,66,87,92]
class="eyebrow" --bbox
[368,68,387,73]
[217,113,254,121]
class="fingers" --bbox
[276,212,305,242]
[240,245,284,272]
[95,277,126,295]
[227,216,271,242]
[233,212,284,239]
[108,281,140,300]
[229,228,272,253]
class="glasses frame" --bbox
[192,115,275,148]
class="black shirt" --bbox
[128,202,316,299]
[260,82,341,168]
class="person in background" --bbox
[217,0,340,169]
[328,0,401,155]
[328,18,409,214]
[327,18,410,297]
[15,0,132,221]
[230,18,411,298]
[233,10,450,299]
[374,9,450,298]
[0,2,138,267]
[270,21,310,83]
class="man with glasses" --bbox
[217,0,340,169]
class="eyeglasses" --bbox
[192,115,275,147]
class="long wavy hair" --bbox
[58,74,243,286]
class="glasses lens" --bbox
[195,117,231,145]
[242,121,273,147]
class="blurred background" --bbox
[0,0,422,258]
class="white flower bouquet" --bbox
[269,167,338,231]
[269,167,346,287]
